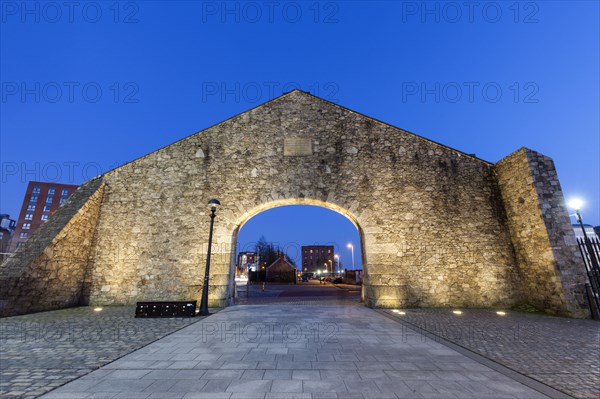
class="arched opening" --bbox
[228,199,366,305]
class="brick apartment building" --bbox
[301,245,334,274]
[10,181,79,251]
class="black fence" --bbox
[576,236,600,318]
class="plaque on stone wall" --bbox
[284,137,313,156]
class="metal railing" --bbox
[576,236,600,319]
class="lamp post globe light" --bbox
[567,198,584,213]
[568,198,599,269]
[347,243,355,270]
[199,199,220,316]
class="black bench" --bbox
[135,301,197,317]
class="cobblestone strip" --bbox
[0,306,207,398]
[381,308,600,399]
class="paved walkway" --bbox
[0,307,201,398]
[381,308,600,399]
[39,305,559,399]
[235,282,361,306]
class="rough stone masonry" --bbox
[0,90,590,317]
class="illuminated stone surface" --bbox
[0,90,589,317]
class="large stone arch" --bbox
[227,198,367,302]
[0,90,590,317]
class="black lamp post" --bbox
[199,199,221,316]
[571,203,600,271]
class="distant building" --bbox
[594,226,600,239]
[237,251,257,275]
[345,269,363,284]
[572,224,597,240]
[10,181,78,251]
[0,214,16,254]
[266,256,297,283]
[0,214,16,233]
[302,245,334,274]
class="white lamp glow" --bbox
[567,198,584,211]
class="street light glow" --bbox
[347,243,355,270]
[567,198,584,211]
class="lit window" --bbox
[61,188,69,196]
[41,214,48,222]
[45,196,53,204]
[27,204,36,211]
[29,195,39,203]
[19,232,28,239]
[32,186,41,194]
[25,213,33,221]
[59,198,66,205]
[48,187,56,195]
[43,205,51,212]
[22,223,31,229]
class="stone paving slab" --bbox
[235,282,361,306]
[381,308,599,399]
[39,305,558,399]
[0,306,206,398]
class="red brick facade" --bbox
[10,181,79,251]
[301,245,334,274]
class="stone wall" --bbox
[1,91,589,317]
[88,90,521,310]
[496,148,589,317]
[0,178,105,317]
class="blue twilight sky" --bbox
[1,1,598,266]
